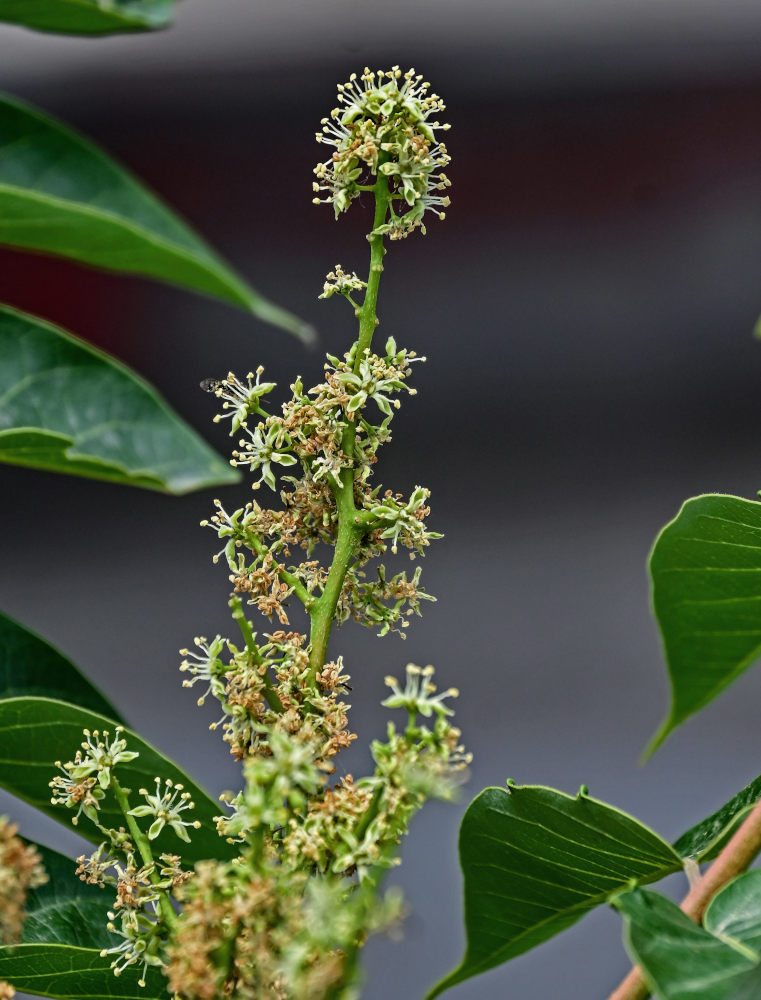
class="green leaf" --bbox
[0,840,166,998]
[0,608,124,723]
[0,945,165,999]
[705,869,761,955]
[674,773,761,862]
[613,881,761,1000]
[425,784,683,999]
[648,494,761,754]
[0,304,239,492]
[0,696,235,864]
[0,0,174,34]
[0,94,312,341]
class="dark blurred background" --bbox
[3,2,761,997]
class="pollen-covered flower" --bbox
[313,66,451,238]
[367,485,440,554]
[319,264,367,300]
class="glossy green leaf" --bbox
[425,784,683,999]
[0,608,124,723]
[0,696,235,863]
[0,94,312,341]
[0,0,174,34]
[0,304,239,492]
[674,773,761,862]
[613,881,761,1000]
[0,841,165,998]
[705,869,761,955]
[648,494,761,754]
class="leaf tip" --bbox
[641,718,672,763]
[297,322,319,349]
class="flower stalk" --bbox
[110,777,177,931]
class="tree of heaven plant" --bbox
[36,66,468,1000]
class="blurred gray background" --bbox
[3,1,761,997]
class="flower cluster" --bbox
[49,728,138,825]
[50,730,195,986]
[199,335,439,642]
[166,857,402,1000]
[282,665,469,879]
[35,65,464,1000]
[0,817,47,946]
[169,70,461,998]
[318,264,366,301]
[167,665,464,999]
[313,66,451,238]
[182,625,354,765]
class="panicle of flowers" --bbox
[78,842,192,987]
[281,665,469,880]
[365,484,441,555]
[198,337,438,639]
[51,730,196,989]
[168,66,460,1000]
[102,901,167,987]
[216,727,324,841]
[0,817,47,945]
[313,66,451,238]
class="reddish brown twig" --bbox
[607,798,761,1000]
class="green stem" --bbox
[246,531,313,608]
[110,776,177,930]
[307,173,391,681]
[354,785,384,842]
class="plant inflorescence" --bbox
[44,65,468,1000]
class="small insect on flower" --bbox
[199,377,223,393]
